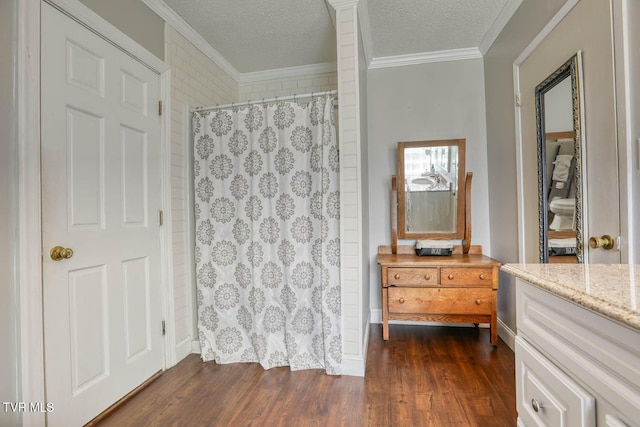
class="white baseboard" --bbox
[174,336,193,365]
[370,309,489,328]
[341,356,366,377]
[191,339,201,354]
[497,319,516,351]
[339,309,371,377]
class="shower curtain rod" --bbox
[191,89,338,113]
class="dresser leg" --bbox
[383,321,389,340]
[491,315,498,346]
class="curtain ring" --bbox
[275,96,279,103]
[293,93,297,102]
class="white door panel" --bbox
[41,3,163,426]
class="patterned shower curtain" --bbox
[192,95,341,374]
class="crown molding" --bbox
[478,0,523,55]
[357,0,373,67]
[141,0,241,81]
[238,62,337,84]
[324,0,336,29]
[327,0,360,10]
[369,47,483,70]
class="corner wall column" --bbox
[327,0,367,376]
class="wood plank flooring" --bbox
[95,324,516,426]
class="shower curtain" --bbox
[192,95,341,374]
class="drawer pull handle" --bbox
[394,274,401,280]
[447,274,454,280]
[398,298,405,304]
[475,299,481,305]
[531,399,542,413]
[424,274,431,280]
[479,273,486,280]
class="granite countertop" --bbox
[501,263,640,330]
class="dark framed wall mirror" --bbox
[397,139,466,240]
[535,52,586,263]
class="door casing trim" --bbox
[18,1,174,424]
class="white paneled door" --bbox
[41,4,164,426]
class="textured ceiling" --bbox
[162,0,510,73]
[163,0,336,73]
[368,0,508,57]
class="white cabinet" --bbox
[516,337,595,426]
[515,278,640,427]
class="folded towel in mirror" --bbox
[416,239,453,249]
[552,154,573,182]
[548,238,576,248]
[548,238,577,256]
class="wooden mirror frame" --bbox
[397,139,467,240]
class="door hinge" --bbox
[159,210,164,226]
[158,100,163,116]
[162,320,166,336]
[515,92,522,107]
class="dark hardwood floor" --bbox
[95,324,516,426]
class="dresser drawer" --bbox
[388,287,492,315]
[441,267,493,286]
[387,267,438,286]
[516,337,595,427]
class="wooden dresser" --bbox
[378,245,501,345]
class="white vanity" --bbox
[502,264,640,427]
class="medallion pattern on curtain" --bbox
[193,96,341,374]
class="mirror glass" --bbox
[535,52,585,263]
[397,139,466,239]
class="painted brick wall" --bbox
[238,72,337,101]
[165,25,238,362]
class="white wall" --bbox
[165,25,239,361]
[0,1,20,425]
[630,0,640,263]
[238,71,337,101]
[484,0,584,334]
[615,0,640,263]
[78,0,165,59]
[358,11,370,349]
[544,77,573,133]
[366,59,491,313]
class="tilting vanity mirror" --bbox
[397,139,466,240]
[535,52,585,263]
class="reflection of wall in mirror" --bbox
[406,190,456,233]
[544,77,572,132]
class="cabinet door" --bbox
[516,337,595,427]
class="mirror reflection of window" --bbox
[404,145,459,234]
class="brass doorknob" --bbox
[588,235,615,250]
[50,246,74,261]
